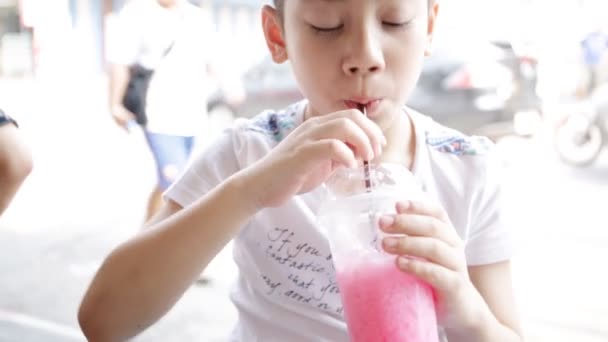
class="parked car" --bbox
[408,38,541,136]
[209,38,541,137]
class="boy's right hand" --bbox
[239,109,386,209]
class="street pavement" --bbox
[1,76,607,341]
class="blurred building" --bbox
[204,0,267,73]
[103,0,267,75]
[5,0,603,79]
[0,0,32,76]
[0,0,267,77]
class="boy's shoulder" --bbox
[410,110,504,207]
[412,110,494,157]
[237,102,304,142]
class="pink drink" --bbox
[318,164,436,341]
[336,254,439,342]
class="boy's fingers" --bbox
[302,139,357,168]
[380,213,462,248]
[396,256,460,293]
[395,200,463,245]
[397,199,450,222]
[345,109,386,156]
[383,236,462,271]
[310,117,375,160]
[311,110,385,158]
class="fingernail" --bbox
[379,215,395,228]
[398,256,410,268]
[397,201,410,213]
[382,136,387,146]
[383,237,398,249]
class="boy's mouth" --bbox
[344,99,381,113]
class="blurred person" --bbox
[581,26,608,96]
[107,0,243,223]
[80,1,523,341]
[0,109,33,216]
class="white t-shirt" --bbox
[106,0,215,136]
[165,101,513,341]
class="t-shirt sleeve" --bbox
[162,117,269,208]
[105,2,142,66]
[464,150,514,266]
[163,128,241,208]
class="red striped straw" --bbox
[359,105,372,193]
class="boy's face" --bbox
[262,0,439,130]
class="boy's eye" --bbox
[383,21,410,28]
[310,24,344,34]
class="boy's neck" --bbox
[376,110,416,171]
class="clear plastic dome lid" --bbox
[323,163,421,201]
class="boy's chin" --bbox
[374,108,407,128]
[366,103,402,120]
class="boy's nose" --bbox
[342,31,385,77]
[345,64,381,76]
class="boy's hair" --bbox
[272,0,434,16]
[273,0,284,16]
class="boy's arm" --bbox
[445,261,524,342]
[0,122,33,216]
[78,108,384,341]
[78,174,258,342]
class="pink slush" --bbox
[336,255,439,342]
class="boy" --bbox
[79,1,523,341]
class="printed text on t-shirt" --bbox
[259,226,343,316]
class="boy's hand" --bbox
[379,199,489,332]
[240,109,386,209]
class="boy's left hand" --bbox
[379,199,488,332]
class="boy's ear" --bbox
[424,2,440,57]
[262,5,288,63]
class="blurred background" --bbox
[0,0,607,341]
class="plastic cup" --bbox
[318,163,439,342]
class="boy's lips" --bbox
[344,99,382,114]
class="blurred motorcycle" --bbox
[554,84,608,166]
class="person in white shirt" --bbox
[106,0,241,222]
[80,0,523,341]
